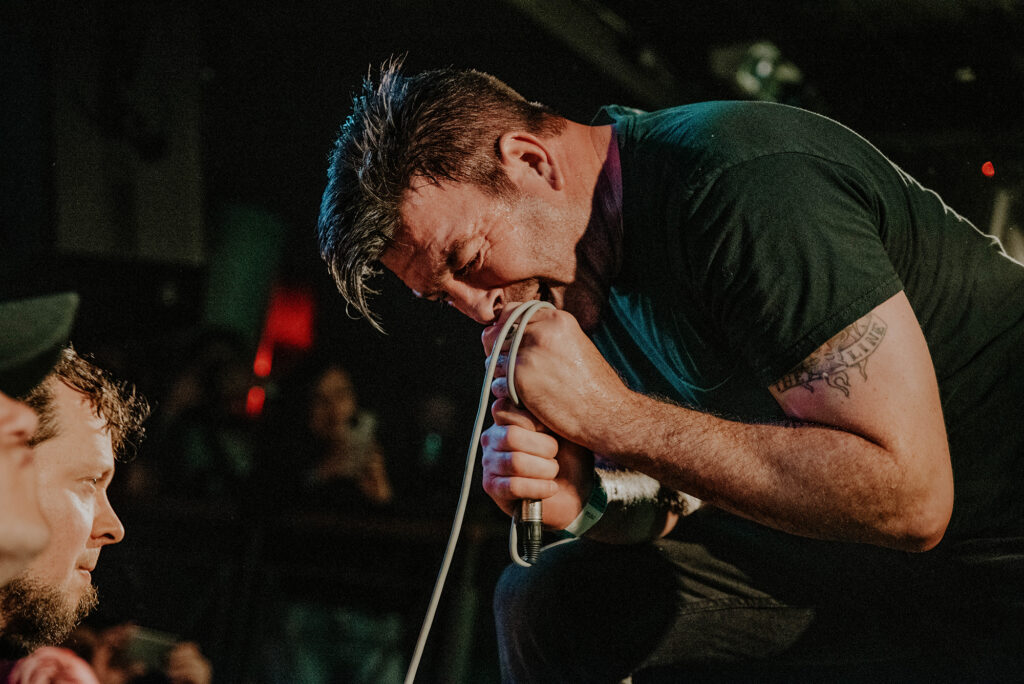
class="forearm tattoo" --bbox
[773,313,888,398]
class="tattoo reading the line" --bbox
[773,314,888,398]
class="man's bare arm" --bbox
[597,292,952,550]
[500,291,952,551]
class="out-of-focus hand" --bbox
[90,624,145,684]
[165,642,212,684]
[358,449,394,505]
[481,399,594,530]
[8,647,100,684]
[0,391,47,586]
[481,306,631,451]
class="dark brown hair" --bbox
[317,58,565,331]
[21,347,149,460]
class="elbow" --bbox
[899,514,949,552]
[881,444,954,552]
[893,485,953,553]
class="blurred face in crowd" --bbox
[309,366,358,440]
[0,380,125,652]
[0,391,47,586]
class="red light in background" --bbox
[253,340,273,378]
[982,161,996,177]
[252,284,315,380]
[264,286,315,350]
[246,385,266,418]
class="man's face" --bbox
[0,380,123,650]
[0,391,47,586]
[28,380,123,601]
[309,367,358,440]
[382,178,578,325]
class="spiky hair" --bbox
[317,58,564,331]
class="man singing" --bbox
[318,61,1024,681]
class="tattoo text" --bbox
[773,313,888,398]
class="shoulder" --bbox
[608,101,883,179]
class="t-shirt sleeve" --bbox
[684,152,903,386]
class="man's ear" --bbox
[497,132,563,191]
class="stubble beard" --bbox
[0,577,99,655]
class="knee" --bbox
[492,542,680,683]
[493,560,564,642]
[493,563,524,626]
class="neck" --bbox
[560,123,623,331]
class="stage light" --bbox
[709,41,807,105]
[982,161,996,177]
[263,286,315,350]
[245,385,266,418]
[251,284,315,379]
[253,341,273,377]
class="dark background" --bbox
[2,1,1023,682]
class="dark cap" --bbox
[0,292,79,397]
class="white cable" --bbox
[404,300,556,684]
[503,301,553,569]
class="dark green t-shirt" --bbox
[591,101,1024,539]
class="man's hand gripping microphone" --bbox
[492,300,554,566]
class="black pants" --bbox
[494,508,1024,683]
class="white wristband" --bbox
[561,471,608,538]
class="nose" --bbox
[448,283,503,324]
[92,493,125,545]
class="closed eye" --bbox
[454,253,480,279]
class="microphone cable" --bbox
[404,300,556,684]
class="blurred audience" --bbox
[64,624,212,684]
[266,607,403,684]
[264,359,393,512]
[300,362,393,508]
[145,328,257,504]
[257,358,404,684]
[403,388,475,515]
[0,293,485,683]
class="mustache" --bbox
[501,279,551,305]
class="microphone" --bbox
[500,300,555,567]
[518,499,543,563]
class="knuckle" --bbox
[481,449,495,469]
[483,472,508,497]
[502,450,519,472]
[490,424,509,443]
[550,310,575,335]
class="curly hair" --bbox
[20,347,149,460]
[317,57,565,331]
